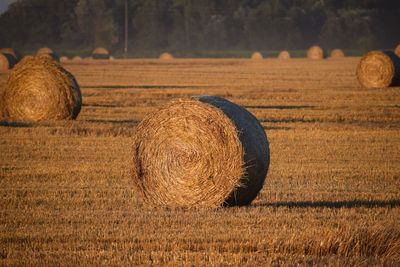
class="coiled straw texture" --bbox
[356,50,400,88]
[131,96,270,209]
[3,55,82,121]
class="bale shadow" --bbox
[0,121,34,128]
[245,105,314,110]
[83,85,205,90]
[257,199,400,209]
[85,119,140,125]
[260,118,322,123]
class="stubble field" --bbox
[1,57,400,266]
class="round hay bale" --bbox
[72,56,83,61]
[330,49,345,59]
[307,45,324,59]
[37,47,59,62]
[278,50,290,59]
[92,47,110,60]
[251,52,263,60]
[3,55,82,121]
[356,50,400,88]
[159,52,174,60]
[60,56,69,62]
[0,48,18,60]
[395,44,400,57]
[0,53,17,72]
[131,96,270,209]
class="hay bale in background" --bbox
[356,50,400,88]
[278,50,290,59]
[0,53,17,72]
[72,56,83,61]
[37,47,60,62]
[251,52,263,60]
[3,55,82,121]
[131,96,270,209]
[0,48,18,60]
[92,47,110,60]
[395,44,400,57]
[159,52,174,60]
[307,45,324,59]
[330,49,345,59]
[60,56,69,62]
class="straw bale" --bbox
[160,52,174,60]
[356,50,400,88]
[3,55,82,121]
[0,53,16,72]
[330,49,345,58]
[131,96,270,208]
[251,52,263,60]
[278,50,290,59]
[307,45,324,59]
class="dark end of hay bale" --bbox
[3,55,82,122]
[92,47,110,60]
[0,48,19,61]
[356,50,400,88]
[131,96,270,209]
[0,53,17,72]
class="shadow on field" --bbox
[245,105,314,110]
[260,118,322,123]
[0,121,34,128]
[259,199,400,209]
[83,85,205,90]
[85,119,140,125]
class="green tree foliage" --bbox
[0,0,399,54]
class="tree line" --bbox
[0,0,399,56]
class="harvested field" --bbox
[1,58,400,265]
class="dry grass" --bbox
[1,57,400,265]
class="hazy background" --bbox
[0,0,399,58]
[0,0,15,14]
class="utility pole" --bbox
[124,0,128,58]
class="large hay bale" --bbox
[278,50,290,59]
[37,47,60,62]
[307,45,324,59]
[395,44,400,57]
[3,55,82,121]
[0,48,18,60]
[0,53,17,72]
[251,52,263,60]
[356,50,400,88]
[92,47,110,60]
[330,49,345,59]
[131,96,270,209]
[159,52,174,60]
